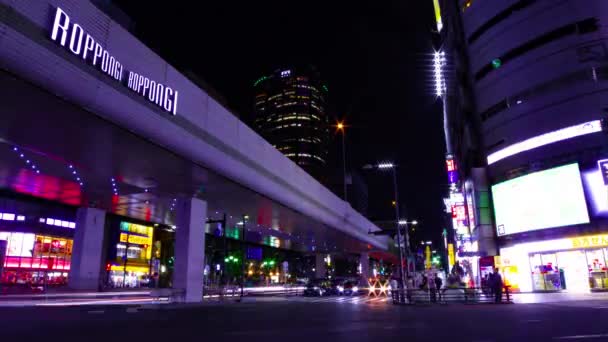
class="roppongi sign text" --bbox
[50,7,179,115]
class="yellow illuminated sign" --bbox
[448,243,455,268]
[110,265,150,274]
[119,221,154,259]
[571,234,608,249]
[433,0,443,32]
[119,233,151,246]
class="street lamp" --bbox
[363,162,409,291]
[335,121,347,202]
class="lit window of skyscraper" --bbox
[253,66,330,181]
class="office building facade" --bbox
[253,67,330,181]
[439,0,608,292]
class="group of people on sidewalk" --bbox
[390,264,505,304]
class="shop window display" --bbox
[587,248,608,291]
[530,253,562,291]
[106,221,154,288]
[1,232,72,288]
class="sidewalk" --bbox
[512,291,608,304]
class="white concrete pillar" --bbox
[359,252,370,281]
[173,197,206,303]
[69,207,106,290]
[315,254,327,278]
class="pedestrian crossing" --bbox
[286,295,391,305]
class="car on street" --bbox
[337,280,359,296]
[303,278,330,296]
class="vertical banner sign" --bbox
[425,245,432,269]
[448,243,455,269]
[433,0,444,32]
[446,155,459,186]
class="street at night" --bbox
[2,0,608,340]
[3,296,608,341]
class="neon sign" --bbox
[487,120,602,165]
[446,156,459,185]
[50,7,179,115]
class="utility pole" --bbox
[336,121,348,202]
[391,167,408,288]
[206,214,227,287]
[240,215,248,299]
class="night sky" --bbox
[113,0,448,245]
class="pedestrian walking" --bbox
[434,275,443,301]
[492,268,503,303]
[429,274,437,303]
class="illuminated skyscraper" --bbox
[253,67,330,181]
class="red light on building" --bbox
[452,205,466,221]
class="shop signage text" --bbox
[571,234,608,249]
[50,7,179,115]
[457,251,487,258]
[446,156,458,183]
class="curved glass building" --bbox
[253,67,330,181]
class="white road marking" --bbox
[294,295,389,305]
[554,333,608,340]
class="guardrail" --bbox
[391,286,513,305]
[202,285,304,299]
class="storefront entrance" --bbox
[500,234,608,293]
[528,248,608,292]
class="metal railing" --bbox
[391,286,513,305]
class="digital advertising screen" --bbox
[492,163,589,236]
[582,159,608,218]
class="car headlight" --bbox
[352,286,358,292]
[337,286,344,292]
[313,286,319,290]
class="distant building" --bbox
[253,67,330,181]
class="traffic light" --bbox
[106,263,112,271]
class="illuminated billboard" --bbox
[582,160,608,218]
[492,163,589,236]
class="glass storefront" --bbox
[0,232,72,286]
[529,249,607,292]
[500,234,608,293]
[105,221,154,288]
[587,248,608,290]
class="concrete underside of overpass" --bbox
[0,71,384,255]
[0,1,390,301]
[0,0,387,253]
